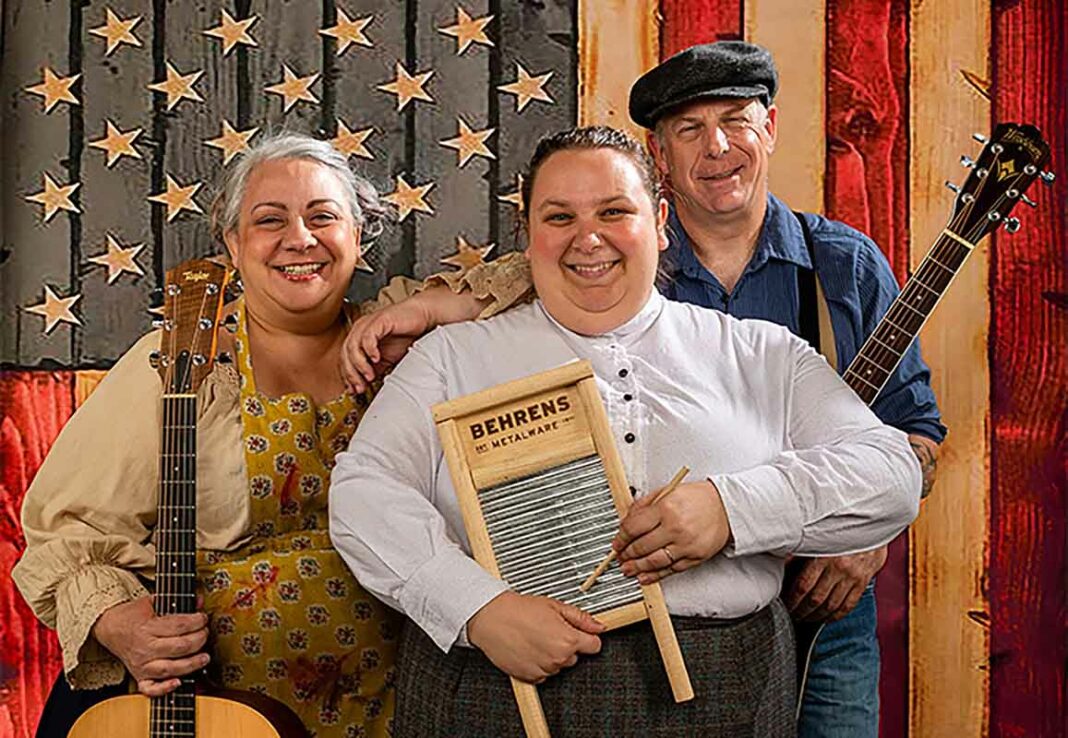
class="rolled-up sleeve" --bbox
[329,334,507,652]
[712,340,922,558]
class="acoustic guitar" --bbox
[68,259,307,737]
[793,122,1052,714]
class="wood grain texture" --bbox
[744,0,825,214]
[0,371,73,738]
[331,0,408,302]
[658,0,742,58]
[0,1,77,365]
[990,1,1066,735]
[79,0,155,363]
[823,5,912,737]
[495,0,576,256]
[907,2,992,735]
[162,0,245,270]
[576,0,659,139]
[413,0,491,279]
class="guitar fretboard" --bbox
[842,230,973,405]
[151,394,198,738]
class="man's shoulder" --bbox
[794,211,895,290]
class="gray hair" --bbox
[209,132,389,245]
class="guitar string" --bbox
[155,276,219,736]
[841,146,1025,401]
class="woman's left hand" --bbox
[341,286,491,393]
[613,480,732,585]
[341,307,426,393]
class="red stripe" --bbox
[823,4,911,736]
[990,1,1067,735]
[658,0,742,59]
[0,371,72,737]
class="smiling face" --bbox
[525,147,668,335]
[224,157,360,330]
[650,98,776,223]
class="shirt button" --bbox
[623,393,633,402]
[624,432,636,443]
[618,368,629,378]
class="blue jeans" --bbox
[797,581,880,738]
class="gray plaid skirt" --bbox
[394,599,796,738]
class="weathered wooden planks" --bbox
[1,1,79,366]
[495,0,577,255]
[990,1,1066,735]
[658,0,742,58]
[576,0,659,139]
[0,371,74,738]
[413,1,492,280]
[823,5,912,735]
[331,1,408,302]
[907,2,992,735]
[744,0,824,214]
[79,1,154,363]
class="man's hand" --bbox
[909,434,939,499]
[91,596,210,696]
[614,480,732,585]
[784,547,888,622]
[466,592,604,683]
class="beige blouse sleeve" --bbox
[12,331,245,689]
[356,250,535,319]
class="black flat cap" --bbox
[629,41,779,129]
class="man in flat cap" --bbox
[629,40,945,738]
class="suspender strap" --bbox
[793,211,839,371]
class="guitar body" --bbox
[68,691,308,738]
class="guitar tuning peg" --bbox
[152,318,164,329]
[1003,217,1021,233]
[222,314,239,333]
[148,350,161,368]
[945,181,961,193]
[972,132,988,144]
[216,351,233,364]
[149,287,164,308]
[960,155,975,168]
[1020,193,1038,207]
[1040,170,1056,185]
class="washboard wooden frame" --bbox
[432,360,693,738]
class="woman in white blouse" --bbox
[329,126,921,737]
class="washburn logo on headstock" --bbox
[1001,128,1045,161]
[182,270,210,283]
[997,160,1017,181]
[469,394,573,453]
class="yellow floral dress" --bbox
[197,298,401,738]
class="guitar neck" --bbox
[152,393,198,738]
[842,228,975,406]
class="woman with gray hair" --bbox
[14,131,528,738]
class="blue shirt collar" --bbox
[664,193,812,285]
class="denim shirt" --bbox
[661,194,946,442]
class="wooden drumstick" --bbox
[579,465,690,592]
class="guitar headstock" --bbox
[947,123,1052,242]
[152,259,231,395]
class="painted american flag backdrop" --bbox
[0,1,1063,736]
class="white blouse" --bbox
[329,292,920,651]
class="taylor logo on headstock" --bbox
[182,269,210,283]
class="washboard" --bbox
[432,360,693,738]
